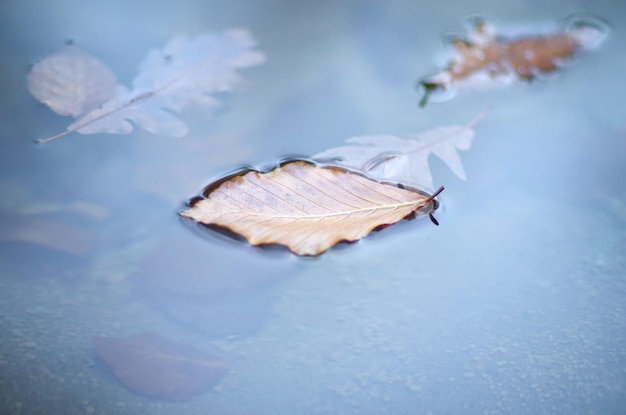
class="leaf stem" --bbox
[418,82,438,108]
[428,186,445,201]
[34,129,73,144]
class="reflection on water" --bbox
[1,0,626,414]
[131,222,294,336]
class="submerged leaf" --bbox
[181,160,442,256]
[93,332,229,401]
[314,124,474,191]
[29,30,265,143]
[27,45,117,117]
[0,212,95,256]
[418,15,609,106]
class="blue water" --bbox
[1,0,625,414]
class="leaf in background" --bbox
[0,211,95,256]
[417,15,609,106]
[313,125,474,191]
[93,332,229,401]
[27,45,117,117]
[0,195,106,256]
[181,160,442,256]
[28,29,266,143]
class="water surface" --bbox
[1,0,625,414]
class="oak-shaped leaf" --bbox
[28,29,265,143]
[313,124,474,191]
[181,160,442,256]
[417,15,609,106]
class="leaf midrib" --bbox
[231,198,426,220]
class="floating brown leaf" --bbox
[418,15,609,106]
[181,160,442,256]
[93,332,229,401]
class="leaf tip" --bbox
[427,186,444,226]
[179,209,193,219]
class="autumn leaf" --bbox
[417,15,609,106]
[0,211,96,256]
[93,332,228,401]
[0,191,106,256]
[181,122,478,255]
[180,160,442,256]
[313,124,474,191]
[27,30,265,143]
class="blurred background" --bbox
[1,0,625,414]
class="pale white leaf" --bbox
[30,29,265,143]
[313,125,474,191]
[27,45,117,117]
[130,29,265,114]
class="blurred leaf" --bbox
[0,191,107,256]
[93,332,228,401]
[417,15,609,106]
[0,210,96,256]
[28,30,265,143]
[314,124,474,191]
[27,45,117,117]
